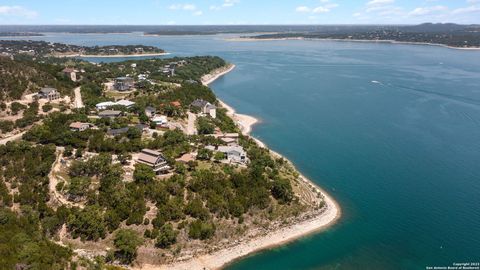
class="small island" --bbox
[0,47,339,269]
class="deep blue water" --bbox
[5,33,480,269]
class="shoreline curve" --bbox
[226,37,480,51]
[137,64,341,270]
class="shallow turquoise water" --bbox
[5,33,480,269]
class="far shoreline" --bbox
[138,64,341,270]
[52,52,171,58]
[226,37,480,51]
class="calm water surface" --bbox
[7,33,480,269]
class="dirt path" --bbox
[73,87,84,109]
[0,131,26,145]
[187,112,197,135]
[48,148,84,209]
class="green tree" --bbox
[113,229,142,265]
[155,224,178,249]
[271,177,294,204]
[42,103,53,113]
[197,148,212,160]
[196,117,215,135]
[188,219,215,240]
[133,164,155,185]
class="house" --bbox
[98,110,122,119]
[114,77,135,91]
[115,100,135,108]
[151,116,168,128]
[96,101,117,110]
[62,67,78,81]
[185,79,198,84]
[37,87,61,101]
[161,67,175,77]
[176,153,195,164]
[191,99,216,119]
[217,145,248,164]
[96,100,135,110]
[137,149,170,174]
[145,106,156,118]
[107,124,145,136]
[69,122,91,132]
[220,137,237,146]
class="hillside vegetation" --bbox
[0,57,74,101]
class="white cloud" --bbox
[296,6,311,13]
[295,2,338,14]
[169,4,196,11]
[210,0,240,11]
[366,0,394,7]
[168,3,204,16]
[0,5,37,18]
[408,5,448,16]
[452,5,480,14]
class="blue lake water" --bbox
[5,33,480,269]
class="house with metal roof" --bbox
[136,149,170,174]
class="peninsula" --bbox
[0,40,167,58]
[0,51,339,270]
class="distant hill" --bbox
[0,57,73,101]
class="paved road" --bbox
[73,87,84,109]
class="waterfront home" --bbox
[98,110,122,119]
[217,145,248,164]
[114,77,135,91]
[136,149,170,174]
[145,106,156,118]
[191,99,217,119]
[69,122,91,132]
[37,87,61,101]
[62,67,78,81]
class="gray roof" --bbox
[115,76,133,81]
[39,87,57,94]
[191,99,209,108]
[107,124,145,136]
[138,149,166,165]
[98,110,122,116]
[145,106,156,112]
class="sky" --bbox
[0,0,479,25]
